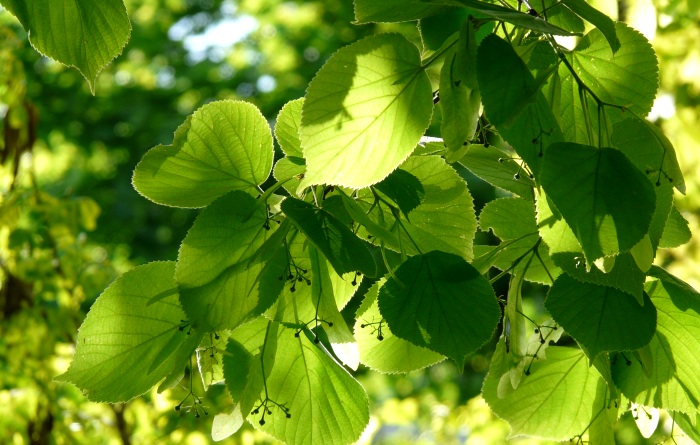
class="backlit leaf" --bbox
[1,0,130,94]
[612,267,700,416]
[56,262,200,402]
[133,101,274,208]
[483,341,613,441]
[275,98,304,158]
[176,191,286,332]
[300,34,432,189]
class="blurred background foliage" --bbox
[0,0,697,444]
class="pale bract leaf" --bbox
[378,251,500,366]
[55,262,200,402]
[300,33,432,189]
[0,0,130,94]
[133,100,274,208]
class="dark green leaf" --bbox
[378,251,500,365]
[355,280,444,373]
[545,274,657,360]
[541,143,656,263]
[612,116,686,194]
[479,197,537,241]
[281,197,378,277]
[373,168,425,216]
[177,191,286,331]
[561,0,620,52]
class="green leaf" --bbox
[674,412,700,444]
[536,182,672,302]
[440,21,481,161]
[275,98,304,158]
[355,155,477,260]
[545,274,656,360]
[0,0,130,94]
[613,267,700,415]
[378,251,500,365]
[267,232,362,336]
[438,0,580,36]
[479,197,537,241]
[176,191,286,332]
[458,145,535,200]
[541,143,656,263]
[473,237,561,285]
[56,262,201,402]
[214,339,265,441]
[561,0,620,53]
[570,22,658,117]
[483,341,613,441]
[477,35,539,129]
[373,168,425,217]
[273,156,306,196]
[252,326,370,445]
[355,280,444,373]
[353,0,449,23]
[281,197,378,277]
[299,33,432,189]
[659,205,692,249]
[540,0,585,35]
[418,8,470,52]
[477,35,564,177]
[612,116,686,194]
[133,100,274,208]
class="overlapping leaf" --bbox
[378,251,500,365]
[133,101,274,208]
[353,155,477,260]
[176,191,286,332]
[281,197,377,277]
[275,98,304,158]
[541,143,656,263]
[546,274,657,360]
[483,342,613,441]
[252,326,369,445]
[612,116,685,194]
[56,262,201,402]
[612,267,700,415]
[477,35,564,178]
[458,145,535,200]
[300,34,432,189]
[355,280,444,373]
[1,0,131,93]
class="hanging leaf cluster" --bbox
[48,0,700,443]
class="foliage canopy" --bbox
[3,0,700,443]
